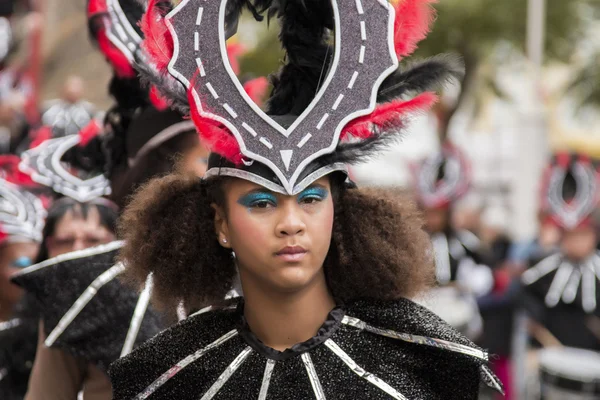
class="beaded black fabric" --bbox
[110,297,503,399]
[522,251,600,350]
[11,242,165,372]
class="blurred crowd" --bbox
[1,1,600,400]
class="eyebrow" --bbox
[239,188,277,197]
[239,183,328,198]
[299,183,328,192]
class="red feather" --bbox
[29,126,52,149]
[0,155,36,187]
[149,85,170,111]
[78,120,102,147]
[243,77,269,108]
[87,0,135,77]
[87,0,108,17]
[96,29,136,78]
[140,0,174,74]
[187,89,242,164]
[226,43,246,76]
[394,0,437,59]
[555,152,571,168]
[341,92,437,140]
[0,229,7,245]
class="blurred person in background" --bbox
[40,76,100,139]
[522,153,600,351]
[17,196,118,400]
[34,197,117,262]
[0,178,43,321]
[477,205,519,400]
[413,143,494,297]
[0,178,44,400]
[452,192,484,234]
[0,7,40,155]
[11,0,212,398]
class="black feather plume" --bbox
[133,51,190,115]
[264,0,334,116]
[377,54,464,103]
[321,121,410,166]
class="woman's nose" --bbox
[276,202,306,237]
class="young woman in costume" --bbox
[412,143,494,296]
[110,0,503,398]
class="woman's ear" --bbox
[212,204,231,249]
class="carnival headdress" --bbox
[540,152,600,229]
[413,143,471,208]
[0,178,45,244]
[141,0,463,194]
[87,0,145,78]
[19,121,112,203]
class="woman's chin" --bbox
[268,267,319,293]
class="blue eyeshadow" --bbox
[11,256,33,269]
[297,186,328,202]
[237,192,278,208]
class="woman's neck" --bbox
[241,271,336,352]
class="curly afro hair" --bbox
[118,172,434,311]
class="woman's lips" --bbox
[275,246,307,262]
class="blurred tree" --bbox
[415,0,596,141]
[567,50,600,112]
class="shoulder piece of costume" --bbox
[523,250,600,314]
[413,142,471,208]
[431,228,483,285]
[540,152,600,229]
[19,131,112,202]
[0,178,45,244]
[11,241,165,373]
[41,99,99,138]
[109,297,502,400]
[140,0,464,194]
[0,295,39,400]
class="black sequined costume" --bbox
[110,298,502,399]
[11,242,165,373]
[522,251,600,350]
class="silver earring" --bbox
[222,238,228,244]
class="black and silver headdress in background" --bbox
[412,143,471,208]
[141,0,463,194]
[0,179,45,244]
[19,131,112,203]
[539,152,600,230]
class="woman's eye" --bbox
[238,192,278,209]
[297,187,328,204]
[299,196,322,204]
[250,199,275,209]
